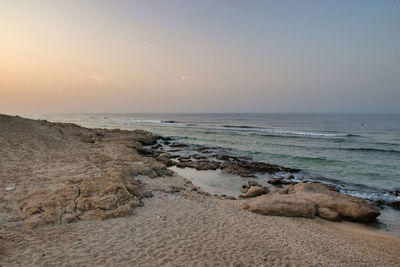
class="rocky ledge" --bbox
[19,168,144,228]
[143,138,301,178]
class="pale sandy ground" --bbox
[1,114,400,266]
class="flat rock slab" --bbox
[19,168,143,228]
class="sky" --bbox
[1,0,399,114]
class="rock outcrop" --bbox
[243,183,380,223]
[287,183,380,222]
[19,168,143,228]
[169,154,300,177]
[243,194,317,219]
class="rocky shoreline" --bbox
[0,114,386,227]
[135,135,383,223]
[1,114,400,266]
[134,133,400,212]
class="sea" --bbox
[27,113,400,235]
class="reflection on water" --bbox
[169,166,259,198]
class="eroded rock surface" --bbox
[243,183,380,223]
[0,114,172,228]
[287,183,380,222]
[19,168,143,228]
[243,194,317,219]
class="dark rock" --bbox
[151,144,162,149]
[389,190,400,197]
[180,160,220,171]
[268,177,284,185]
[178,157,192,163]
[168,149,181,152]
[281,167,302,173]
[220,160,288,177]
[216,155,231,161]
[196,147,213,153]
[192,154,207,160]
[267,177,298,186]
[374,200,385,208]
[390,201,400,210]
[155,136,173,141]
[216,155,251,162]
[170,143,189,148]
[163,186,183,193]
[137,147,159,157]
[219,162,252,177]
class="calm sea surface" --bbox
[27,113,400,234]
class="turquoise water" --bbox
[28,113,400,232]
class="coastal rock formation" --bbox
[176,160,221,171]
[169,143,189,148]
[169,153,300,177]
[157,153,174,166]
[220,160,297,177]
[242,194,317,218]
[389,190,400,196]
[267,177,297,186]
[0,114,172,228]
[239,186,268,198]
[19,168,143,228]
[317,207,340,221]
[243,183,380,222]
[288,183,380,222]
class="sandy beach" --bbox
[1,114,400,266]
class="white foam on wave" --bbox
[112,119,352,138]
[116,119,163,124]
[260,129,350,137]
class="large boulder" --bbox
[242,194,317,218]
[242,183,380,223]
[287,183,380,223]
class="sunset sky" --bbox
[1,0,399,114]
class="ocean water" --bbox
[28,113,400,233]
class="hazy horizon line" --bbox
[10,111,400,116]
